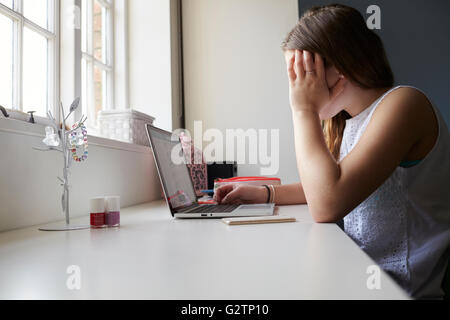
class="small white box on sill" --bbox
[98,109,155,147]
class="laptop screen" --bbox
[146,125,198,212]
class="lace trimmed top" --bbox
[339,86,450,299]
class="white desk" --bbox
[0,201,409,300]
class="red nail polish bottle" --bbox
[90,198,106,228]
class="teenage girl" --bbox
[214,4,450,299]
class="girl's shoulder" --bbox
[372,86,436,134]
[370,86,438,158]
[378,86,432,115]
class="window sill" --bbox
[0,116,152,155]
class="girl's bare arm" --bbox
[272,183,307,205]
[214,183,306,205]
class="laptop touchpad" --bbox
[239,205,272,210]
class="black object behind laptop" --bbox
[207,162,238,190]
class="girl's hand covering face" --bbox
[287,50,346,114]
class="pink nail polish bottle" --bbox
[105,196,120,228]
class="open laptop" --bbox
[146,124,275,219]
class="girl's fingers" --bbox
[314,53,326,80]
[287,54,296,83]
[294,50,305,79]
[221,190,240,204]
[214,185,234,202]
[303,51,315,73]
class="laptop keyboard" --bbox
[187,204,240,214]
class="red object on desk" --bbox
[215,177,281,183]
[198,199,218,205]
[198,195,217,205]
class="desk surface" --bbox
[0,201,409,300]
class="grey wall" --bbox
[299,0,450,127]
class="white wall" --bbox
[182,0,300,184]
[0,1,186,232]
[128,0,182,131]
[0,118,162,232]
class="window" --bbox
[0,0,58,117]
[81,0,114,129]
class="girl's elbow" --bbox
[309,204,342,224]
[312,215,339,224]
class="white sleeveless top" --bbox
[339,86,450,299]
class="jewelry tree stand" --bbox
[34,98,91,231]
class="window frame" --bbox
[81,0,114,130]
[0,0,59,119]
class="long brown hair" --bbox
[282,4,394,160]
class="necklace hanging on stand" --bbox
[70,123,88,162]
